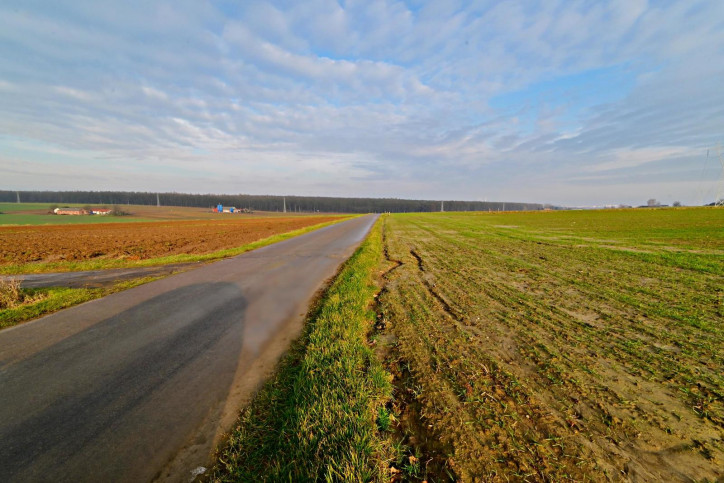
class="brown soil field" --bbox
[0,216,342,267]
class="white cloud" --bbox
[54,86,95,101]
[0,0,722,206]
[585,147,697,172]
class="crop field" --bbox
[0,203,149,225]
[378,208,723,481]
[0,202,304,225]
[0,215,343,274]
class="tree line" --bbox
[1,190,546,213]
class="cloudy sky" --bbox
[1,1,723,206]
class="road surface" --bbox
[0,214,377,482]
[2,262,203,289]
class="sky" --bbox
[1,0,723,207]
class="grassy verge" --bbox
[0,276,160,330]
[210,217,393,482]
[1,218,350,275]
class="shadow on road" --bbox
[0,282,246,482]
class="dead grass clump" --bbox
[0,278,23,309]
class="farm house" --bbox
[54,208,87,215]
[53,207,111,216]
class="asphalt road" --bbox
[3,262,204,289]
[0,214,378,483]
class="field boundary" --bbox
[209,217,394,481]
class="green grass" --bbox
[211,217,393,482]
[1,218,350,274]
[0,213,150,225]
[478,206,723,250]
[0,202,67,213]
[377,207,724,481]
[0,276,160,330]
[0,202,151,225]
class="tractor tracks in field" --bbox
[409,248,463,323]
[373,218,457,481]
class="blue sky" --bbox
[1,0,723,206]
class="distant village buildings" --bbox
[53,208,85,215]
[213,205,253,214]
[53,207,111,216]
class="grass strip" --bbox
[1,218,351,275]
[210,217,393,482]
[0,276,160,330]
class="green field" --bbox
[0,213,151,225]
[378,208,723,481]
[0,203,61,212]
[0,203,149,225]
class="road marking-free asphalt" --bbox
[0,215,378,482]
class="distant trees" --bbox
[109,205,130,216]
[673,201,682,207]
[647,199,660,207]
[0,190,546,214]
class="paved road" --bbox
[2,263,204,288]
[0,215,377,483]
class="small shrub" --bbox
[110,205,130,216]
[0,278,23,309]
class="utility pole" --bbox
[716,142,724,206]
[156,193,161,207]
[283,197,286,213]
[441,200,444,212]
[16,191,20,203]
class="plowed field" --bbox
[1,216,342,267]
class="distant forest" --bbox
[1,190,547,213]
